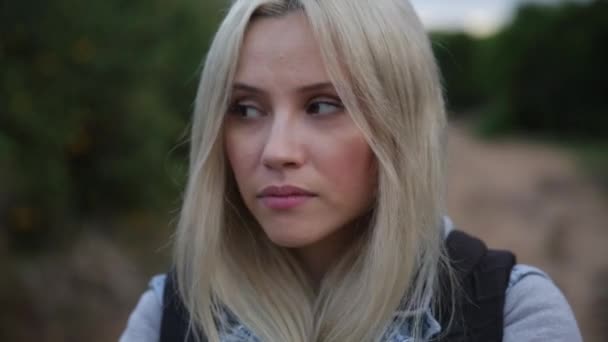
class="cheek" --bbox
[224,127,259,189]
[314,129,376,205]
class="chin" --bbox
[261,223,327,249]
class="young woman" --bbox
[121,0,582,341]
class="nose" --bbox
[261,115,305,171]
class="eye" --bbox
[306,100,344,116]
[229,103,264,119]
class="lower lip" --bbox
[259,195,314,210]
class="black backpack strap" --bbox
[160,269,205,342]
[438,230,516,342]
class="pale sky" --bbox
[409,0,584,37]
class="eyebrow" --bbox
[232,82,336,95]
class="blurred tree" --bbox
[476,0,608,138]
[0,0,225,250]
[431,32,483,113]
[431,1,608,139]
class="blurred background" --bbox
[1,0,606,340]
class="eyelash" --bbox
[306,100,343,116]
[228,103,264,118]
[228,98,344,119]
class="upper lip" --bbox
[257,185,317,197]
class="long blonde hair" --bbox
[173,0,448,341]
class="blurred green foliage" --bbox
[2,0,607,252]
[432,0,608,139]
[432,32,484,111]
[1,0,225,250]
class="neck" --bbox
[292,216,370,288]
[293,236,349,287]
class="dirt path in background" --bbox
[446,123,608,342]
[4,124,606,342]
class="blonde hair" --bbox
[173,0,449,341]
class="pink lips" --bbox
[257,185,316,210]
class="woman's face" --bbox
[224,12,376,250]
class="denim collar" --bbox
[381,309,442,341]
[217,309,441,342]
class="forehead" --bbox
[234,11,330,84]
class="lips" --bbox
[258,185,316,197]
[257,185,317,210]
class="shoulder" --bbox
[503,264,582,342]
[119,274,166,342]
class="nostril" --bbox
[261,142,303,170]
[262,156,301,170]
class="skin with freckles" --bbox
[223,12,377,280]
